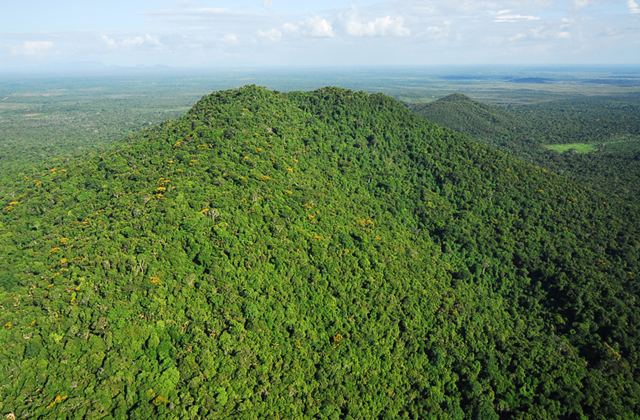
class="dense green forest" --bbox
[1,86,640,419]
[407,94,640,202]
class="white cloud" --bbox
[258,28,282,42]
[495,10,540,22]
[11,41,55,57]
[222,34,238,44]
[101,35,117,48]
[282,23,298,33]
[277,7,410,39]
[335,7,409,37]
[124,34,162,49]
[277,16,335,38]
[101,34,162,49]
[344,16,410,37]
[3,0,639,68]
[416,21,451,39]
[302,16,335,37]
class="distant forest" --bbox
[407,93,640,202]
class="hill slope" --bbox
[1,86,640,419]
[406,93,528,146]
[407,94,640,201]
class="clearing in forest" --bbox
[544,143,598,153]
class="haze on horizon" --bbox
[1,0,639,70]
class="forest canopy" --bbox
[1,86,639,419]
[407,93,640,202]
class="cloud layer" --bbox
[1,0,639,67]
[101,34,162,49]
[11,41,56,57]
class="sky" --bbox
[1,0,639,69]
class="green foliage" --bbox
[408,93,640,202]
[0,85,639,419]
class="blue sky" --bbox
[1,0,639,69]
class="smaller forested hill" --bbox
[406,93,528,146]
[407,94,640,202]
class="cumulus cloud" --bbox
[11,41,56,57]
[222,34,238,44]
[275,16,335,38]
[425,26,444,34]
[101,36,117,48]
[4,0,636,68]
[282,23,298,33]
[258,28,282,42]
[335,7,410,37]
[123,34,162,49]
[101,34,162,49]
[344,16,410,37]
[302,16,335,37]
[494,10,540,22]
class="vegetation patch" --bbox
[544,143,599,153]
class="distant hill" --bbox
[406,94,532,149]
[408,93,640,202]
[1,86,640,419]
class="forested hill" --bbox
[406,93,528,146]
[407,94,640,202]
[1,86,640,419]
